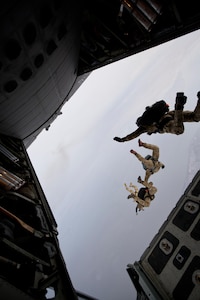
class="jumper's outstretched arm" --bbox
[113,126,147,143]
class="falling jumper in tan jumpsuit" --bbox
[125,179,157,210]
[131,142,165,182]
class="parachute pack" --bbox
[138,187,147,200]
[136,100,169,127]
[138,187,155,201]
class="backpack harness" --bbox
[136,187,155,214]
[136,100,169,127]
[138,187,155,201]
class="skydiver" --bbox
[113,91,200,142]
[130,139,165,182]
[124,177,157,213]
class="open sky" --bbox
[28,29,200,300]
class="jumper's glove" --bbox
[113,137,123,142]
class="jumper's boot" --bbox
[193,91,200,121]
[130,149,137,155]
[174,92,187,134]
[138,139,144,147]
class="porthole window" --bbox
[20,68,33,81]
[4,80,18,93]
[23,23,37,45]
[4,39,21,60]
[34,54,44,68]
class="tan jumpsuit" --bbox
[132,142,164,182]
[125,180,157,210]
